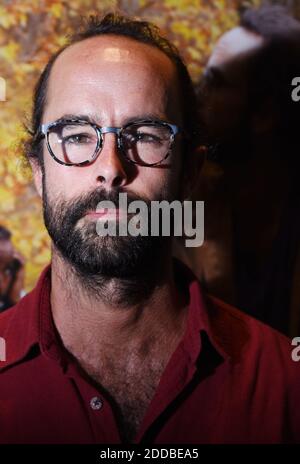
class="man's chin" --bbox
[54,232,159,280]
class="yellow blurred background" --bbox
[0,0,259,291]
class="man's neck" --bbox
[50,250,188,363]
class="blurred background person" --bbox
[0,225,25,312]
[177,5,300,336]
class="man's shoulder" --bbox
[205,293,296,369]
[206,292,292,345]
[0,290,35,330]
[0,264,50,325]
[0,267,51,369]
[176,259,294,362]
[0,290,38,359]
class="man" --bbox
[0,13,299,444]
[0,225,24,312]
[180,5,300,336]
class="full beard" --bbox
[43,184,171,306]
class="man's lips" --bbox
[85,209,130,220]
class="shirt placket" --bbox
[66,363,122,444]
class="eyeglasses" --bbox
[39,118,180,167]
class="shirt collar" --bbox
[174,260,233,364]
[0,261,242,372]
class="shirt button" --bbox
[90,396,103,411]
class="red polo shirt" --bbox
[0,264,299,444]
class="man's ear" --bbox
[29,158,43,198]
[182,145,207,200]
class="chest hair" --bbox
[79,347,172,442]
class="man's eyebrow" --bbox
[122,114,170,125]
[56,113,171,126]
[58,114,97,123]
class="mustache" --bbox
[57,188,151,225]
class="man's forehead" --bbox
[45,34,181,124]
[52,34,176,79]
[208,26,264,68]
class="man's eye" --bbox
[62,133,94,145]
[132,132,162,144]
[138,132,161,143]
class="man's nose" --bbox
[95,132,129,188]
